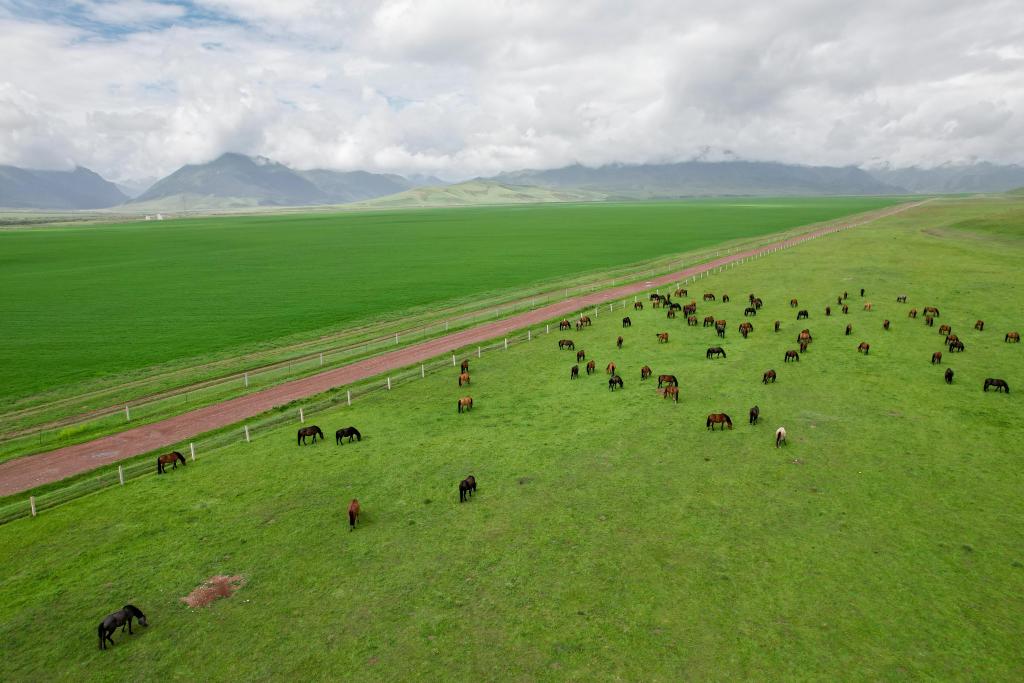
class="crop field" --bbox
[0,197,898,409]
[1,196,1021,680]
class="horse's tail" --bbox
[98,623,105,649]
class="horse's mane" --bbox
[124,604,144,618]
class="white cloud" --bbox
[0,0,1022,183]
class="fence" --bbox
[0,200,923,526]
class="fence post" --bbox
[118,465,125,485]
[347,390,352,406]
[445,321,449,332]
[244,425,250,442]
[244,372,249,388]
[320,353,324,366]
[125,404,131,421]
[395,333,399,345]
[546,323,550,333]
[387,377,392,390]
[299,407,305,423]
[421,364,425,378]
[477,346,481,358]
[190,442,196,461]
[30,496,36,517]
[452,354,456,366]
[528,330,532,341]
[504,338,508,350]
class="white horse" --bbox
[775,427,787,448]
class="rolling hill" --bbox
[0,165,127,209]
[351,179,608,208]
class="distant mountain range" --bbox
[4,154,1024,211]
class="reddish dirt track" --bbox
[0,202,921,495]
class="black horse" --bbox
[459,475,477,502]
[984,378,1009,393]
[297,426,324,445]
[749,405,760,425]
[945,368,954,384]
[706,346,726,359]
[336,427,362,444]
[98,605,147,650]
[608,375,624,391]
[622,316,632,328]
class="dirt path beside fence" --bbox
[0,201,923,496]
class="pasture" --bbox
[0,197,897,410]
[1,196,1022,680]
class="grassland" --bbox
[0,197,898,411]
[0,195,1020,681]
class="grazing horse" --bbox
[577,350,586,363]
[461,359,470,373]
[156,451,186,474]
[825,306,831,316]
[336,427,362,444]
[658,374,678,387]
[775,427,787,448]
[948,339,965,353]
[946,333,958,344]
[923,306,940,317]
[634,301,644,310]
[676,288,689,297]
[774,320,781,332]
[608,375,624,391]
[908,308,918,318]
[98,605,148,650]
[669,302,682,311]
[666,309,676,319]
[924,316,934,327]
[579,315,592,327]
[931,351,942,364]
[458,372,471,386]
[703,293,716,301]
[683,303,697,315]
[576,319,586,331]
[606,362,616,375]
[703,315,715,327]
[763,369,777,384]
[739,322,753,338]
[841,304,849,314]
[348,499,360,529]
[1006,331,1021,343]
[297,426,324,445]
[457,397,473,413]
[846,324,852,335]
[687,315,698,326]
[945,368,954,384]
[790,298,798,308]
[622,316,632,328]
[706,346,726,359]
[660,386,679,403]
[858,342,870,354]
[753,297,763,309]
[558,339,575,350]
[975,320,984,331]
[883,319,890,330]
[716,323,726,339]
[784,350,800,362]
[570,365,579,380]
[939,324,951,336]
[657,332,669,343]
[897,295,907,303]
[652,298,662,309]
[558,319,571,331]
[837,296,843,305]
[749,405,760,425]
[744,307,757,317]
[641,365,653,380]
[617,336,624,349]
[706,413,733,430]
[459,475,477,502]
[984,378,1010,393]
[863,302,873,311]
[722,294,730,303]
[586,360,596,375]
[797,309,809,320]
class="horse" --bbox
[608,375,624,391]
[459,475,477,502]
[975,320,984,331]
[703,316,715,327]
[577,350,586,362]
[753,297,763,309]
[858,342,870,354]
[586,360,596,375]
[336,427,361,444]
[457,397,473,413]
[1006,332,1020,343]
[559,319,571,331]
[703,293,716,302]
[652,298,662,309]
[763,369,777,384]
[938,324,951,336]
[775,427,787,447]
[744,307,757,317]
[984,378,1009,393]
[622,316,632,328]
[843,291,849,300]
[666,309,676,319]
[790,298,798,308]
[797,329,812,343]
[570,365,579,380]
[749,405,759,425]
[908,308,918,318]
[825,306,831,316]
[860,288,865,297]
[924,316,934,327]
[461,359,470,373]
[797,309,809,320]
[931,351,942,365]
[670,302,682,311]
[458,372,471,386]
[716,325,726,339]
[948,340,965,353]
[722,294,730,303]
[660,386,679,402]
[641,365,653,380]
[706,413,733,430]
[617,336,624,349]
[676,288,689,297]
[883,320,890,330]
[98,605,148,650]
[348,499,360,530]
[606,362,616,375]
[923,306,940,317]
[845,324,852,336]
[657,332,669,343]
[579,315,593,327]
[683,303,697,315]
[156,451,186,474]
[774,320,781,333]
[634,301,644,310]
[739,322,752,338]
[799,341,809,353]
[837,296,842,305]
[558,339,575,350]
[687,315,698,326]
[706,346,726,359]
[784,350,800,362]
[863,302,873,311]
[658,374,678,387]
[897,295,907,303]
[297,426,324,445]
[576,320,585,331]
[841,304,849,314]
[945,368,954,384]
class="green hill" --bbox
[353,180,608,208]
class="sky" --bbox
[0,0,1022,184]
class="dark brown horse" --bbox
[923,306,940,317]
[841,304,849,314]
[617,336,624,349]
[458,372,471,386]
[948,339,965,352]
[656,332,669,343]
[579,315,592,327]
[744,307,757,316]
[156,451,186,474]
[457,396,473,413]
[657,374,678,387]
[586,360,596,375]
[845,324,852,335]
[459,475,477,502]
[608,375,624,391]
[1006,332,1020,343]
[703,315,715,327]
[577,350,586,362]
[799,341,809,353]
[666,309,676,319]
[908,308,918,318]
[774,320,781,332]
[660,386,679,402]
[634,301,644,310]
[336,427,361,444]
[749,405,759,425]
[715,320,726,338]
[931,351,942,364]
[975,320,984,331]
[687,315,698,326]
[784,350,799,362]
[558,319,571,331]
[763,369,776,384]
[984,378,1009,393]
[703,293,716,302]
[98,605,147,650]
[641,365,653,380]
[558,339,575,350]
[924,315,934,327]
[570,365,579,379]
[825,306,831,316]
[945,368,954,384]
[461,359,470,373]
[722,294,730,303]
[622,316,632,328]
[606,362,616,375]
[858,342,870,354]
[348,499,360,530]
[706,413,733,430]
[683,303,697,315]
[797,309,809,320]
[297,426,324,445]
[883,319,890,330]
[706,346,726,359]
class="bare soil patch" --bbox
[181,575,246,608]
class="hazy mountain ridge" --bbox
[0,165,127,209]
[866,163,1024,194]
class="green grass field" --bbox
[0,196,1020,680]
[0,197,898,409]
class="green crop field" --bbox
[0,197,898,409]
[0,195,1021,680]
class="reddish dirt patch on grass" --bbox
[181,575,247,608]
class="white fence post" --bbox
[421,364,425,378]
[244,372,249,388]
[445,321,449,332]
[395,333,399,345]
[30,496,36,517]
[452,354,456,366]
[387,377,392,390]
[504,338,508,350]
[125,405,131,421]
[347,390,352,406]
[319,353,324,366]
[299,407,305,423]
[528,330,532,341]
[118,465,125,485]
[244,425,251,442]
[190,442,196,461]
[546,324,550,333]
[477,346,481,358]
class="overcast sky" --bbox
[1,0,1022,183]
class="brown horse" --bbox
[984,378,1009,393]
[948,340,964,353]
[825,306,831,316]
[974,320,984,331]
[297,426,324,445]
[586,360,596,375]
[459,475,477,502]
[608,375,624,391]
[666,309,676,319]
[845,323,852,335]
[945,334,959,344]
[749,405,759,425]
[931,351,942,364]
[457,397,473,413]
[938,324,951,336]
[774,320,781,332]
[687,315,698,326]
[923,306,940,317]
[739,322,753,338]
[858,342,870,354]
[841,304,849,314]
[617,335,624,349]
[558,319,571,331]
[558,339,575,350]
[576,320,585,331]
[348,499,360,530]
[703,315,715,327]
[622,317,632,328]
[924,316,934,327]
[579,315,593,327]
[461,359,470,373]
[570,365,579,379]
[798,329,812,343]
[763,369,776,384]
[458,372,471,386]
[606,362,616,375]
[660,386,679,403]
[784,350,800,362]
[706,413,733,430]
[156,451,186,474]
[676,288,689,297]
[1007,332,1021,343]
[836,296,842,306]
[863,302,873,311]
[634,301,644,310]
[683,303,697,315]
[908,308,918,318]
[703,293,716,302]
[944,368,954,384]
[706,346,726,359]
[790,298,798,307]
[658,374,678,387]
[797,309,809,320]
[577,350,586,362]
[883,320,890,330]
[657,332,669,343]
[641,365,653,380]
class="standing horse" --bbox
[784,350,799,362]
[608,375,624,391]
[579,315,592,327]
[763,369,777,384]
[703,315,715,327]
[297,426,324,445]
[576,320,585,331]
[703,293,716,302]
[457,397,474,413]
[558,339,575,350]
[458,372,471,386]
[939,324,951,336]
[706,347,726,359]
[923,306,940,317]
[845,324,852,336]
[657,332,669,343]
[666,309,677,319]
[931,351,942,364]
[706,413,732,430]
[858,342,870,354]
[586,360,596,375]
[897,295,907,303]
[797,310,809,320]
[156,451,186,474]
[790,298,798,308]
[687,315,698,326]
[622,317,632,328]
[883,320,890,330]
[908,308,918,318]
[799,341,809,353]
[606,362,616,375]
[722,294,730,303]
[617,336,624,349]
[825,306,831,316]
[348,499,360,530]
[658,374,678,387]
[641,365,652,380]
[660,386,679,403]
[975,320,984,331]
[945,368,954,384]
[634,301,644,310]
[98,605,148,650]
[983,378,1009,393]
[459,475,477,502]
[744,307,757,317]
[1006,332,1020,343]
[336,427,361,444]
[863,302,873,311]
[570,365,579,379]
[924,315,934,327]
[749,405,760,425]
[774,320,781,332]
[842,304,849,314]
[559,319,571,331]
[577,350,586,363]
[715,320,726,338]
[948,340,965,353]
[775,427,787,447]
[461,359,470,373]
